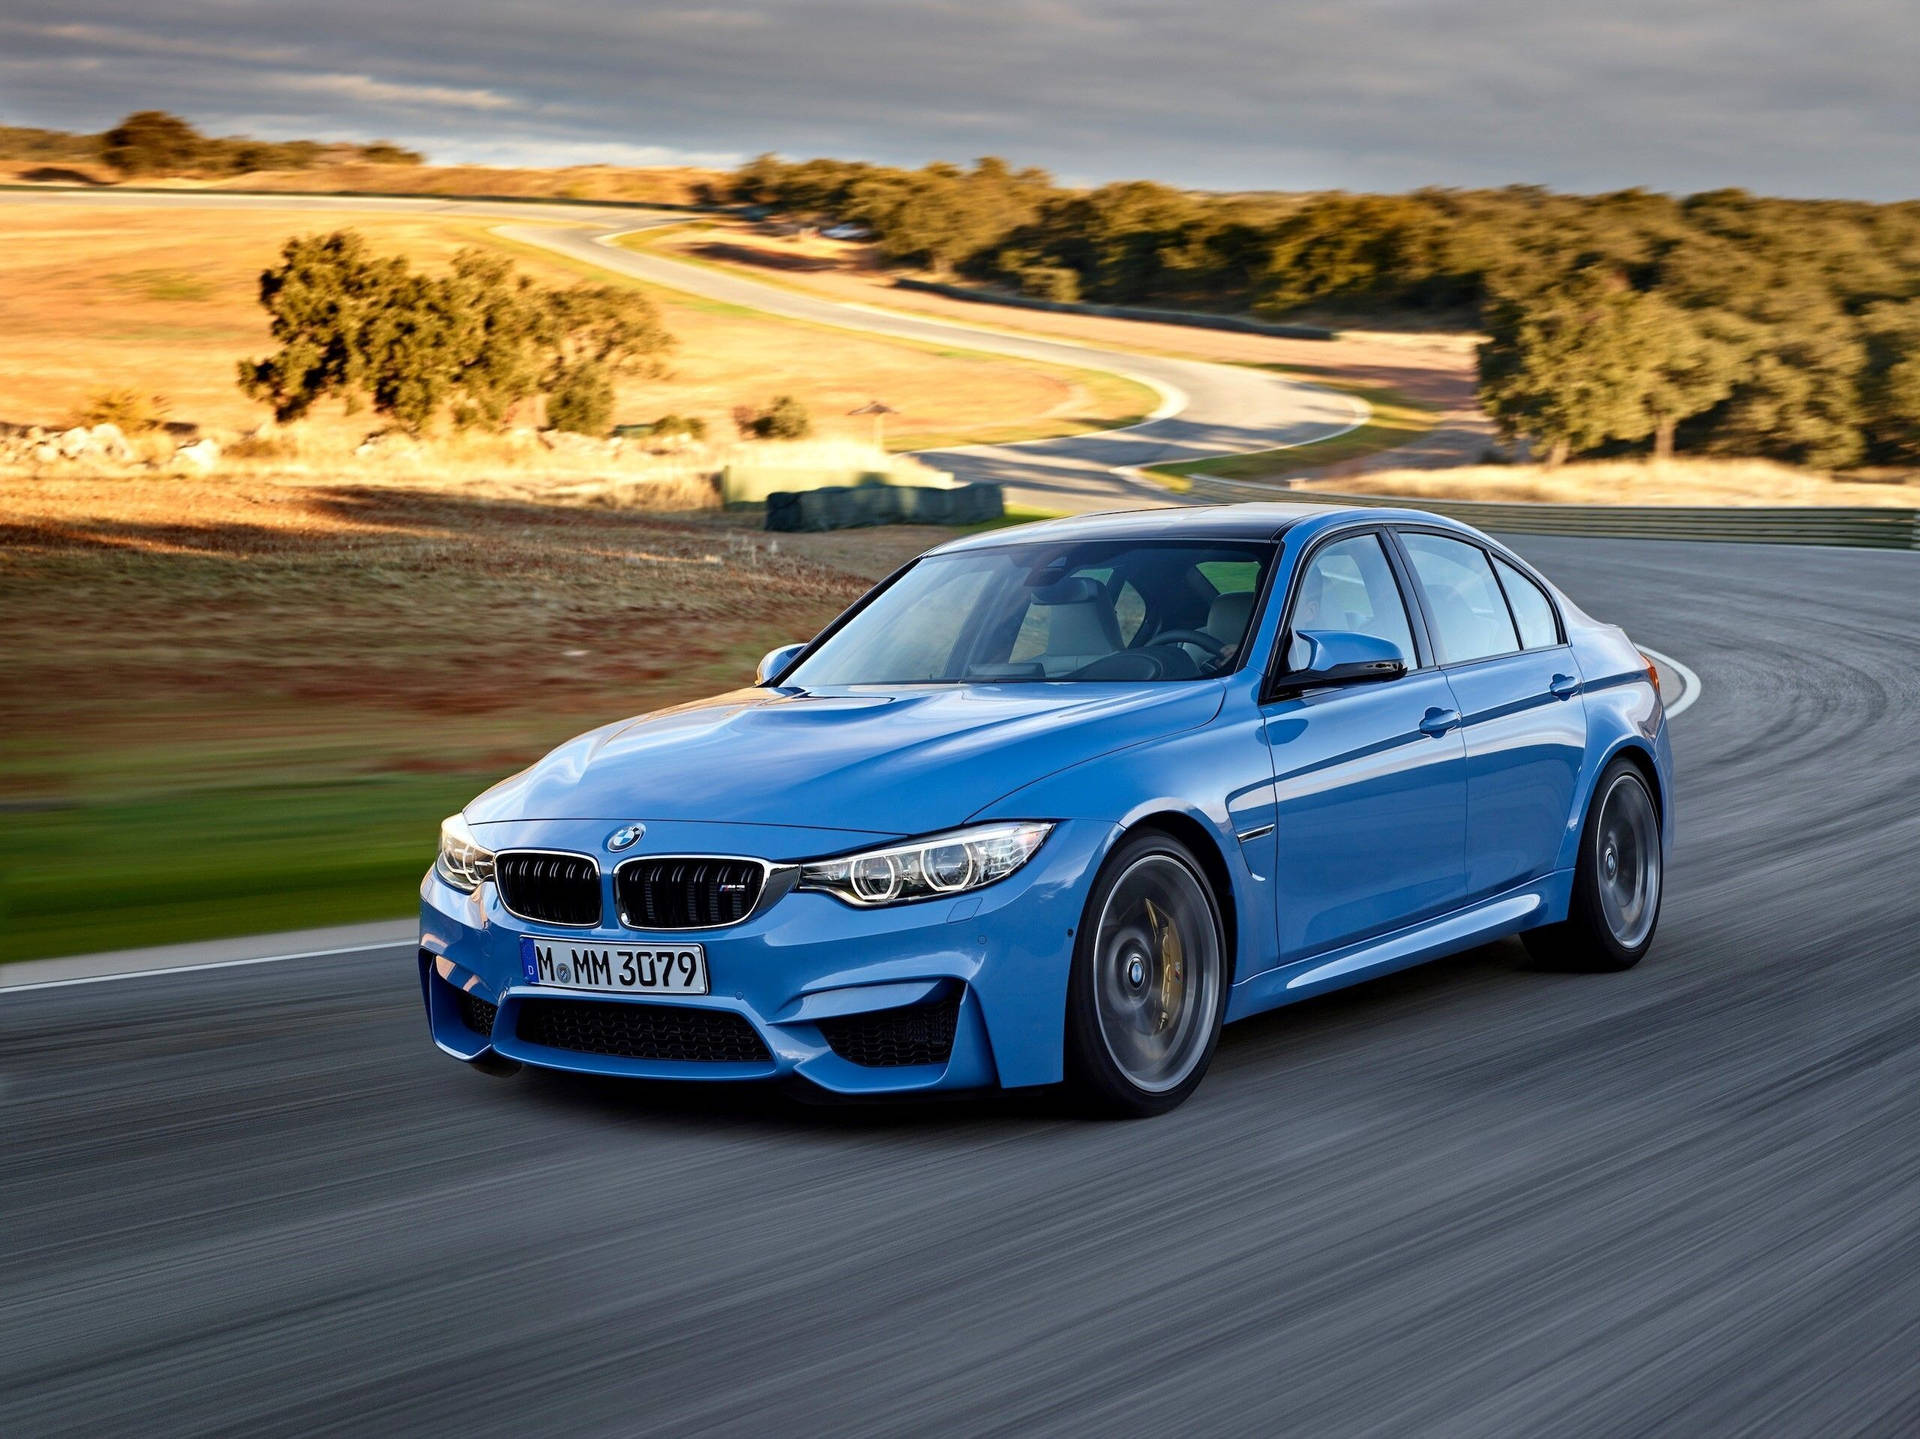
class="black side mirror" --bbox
[1269,629,1408,697]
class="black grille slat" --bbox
[817,995,961,1068]
[457,990,498,1038]
[515,998,771,1064]
[615,857,764,930]
[496,851,601,927]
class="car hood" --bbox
[466,681,1225,834]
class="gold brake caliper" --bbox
[1146,898,1186,1034]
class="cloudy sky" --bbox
[3,1,1915,197]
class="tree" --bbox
[547,362,615,435]
[100,111,202,175]
[238,231,674,434]
[1477,268,1656,465]
[238,231,406,422]
[1705,299,1868,469]
[1633,298,1743,461]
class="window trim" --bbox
[1261,522,1432,703]
[1487,552,1566,651]
[1385,525,1568,669]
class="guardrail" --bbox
[892,279,1338,341]
[1181,482,1920,549]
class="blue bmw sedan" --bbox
[420,504,1673,1114]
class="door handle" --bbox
[1549,673,1582,700]
[1418,706,1462,738]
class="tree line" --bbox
[729,156,1920,467]
[2,112,422,178]
[239,231,672,435]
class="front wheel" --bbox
[1065,831,1227,1117]
[1524,758,1664,971]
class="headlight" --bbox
[798,822,1052,907]
[435,813,496,892]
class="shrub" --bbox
[651,413,708,442]
[74,388,170,432]
[547,361,615,436]
[361,141,425,166]
[736,394,812,440]
[1018,265,1081,303]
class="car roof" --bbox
[928,502,1458,554]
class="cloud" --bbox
[267,72,518,112]
[0,1,1913,198]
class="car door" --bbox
[1261,529,1469,965]
[1393,530,1588,902]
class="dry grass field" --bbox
[1308,458,1920,508]
[0,202,1152,450]
[0,158,724,206]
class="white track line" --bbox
[0,940,406,995]
[1639,646,1702,718]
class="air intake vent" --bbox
[495,851,601,927]
[457,989,498,1038]
[515,998,771,1064]
[615,857,766,930]
[817,994,961,1068]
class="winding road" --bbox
[4,537,1918,1435]
[1,189,1362,512]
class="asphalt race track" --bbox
[4,537,1917,1436]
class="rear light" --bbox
[1640,653,1661,696]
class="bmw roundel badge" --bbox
[606,823,646,852]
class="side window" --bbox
[1285,533,1415,668]
[1492,556,1559,650]
[1399,532,1519,664]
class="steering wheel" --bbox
[1152,628,1229,656]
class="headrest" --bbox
[1205,590,1255,639]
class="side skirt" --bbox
[1225,870,1574,1023]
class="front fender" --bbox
[970,691,1275,982]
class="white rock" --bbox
[31,441,61,464]
[58,426,91,458]
[89,423,133,461]
[174,438,221,473]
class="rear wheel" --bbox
[1065,831,1227,1116]
[1524,758,1663,971]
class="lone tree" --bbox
[100,111,203,175]
[238,230,673,434]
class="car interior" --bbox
[960,546,1269,682]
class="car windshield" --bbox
[784,540,1275,686]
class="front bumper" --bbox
[418,818,1111,1094]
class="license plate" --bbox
[520,936,709,995]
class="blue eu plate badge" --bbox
[520,935,539,983]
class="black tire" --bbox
[1064,830,1228,1117]
[1523,757,1664,972]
